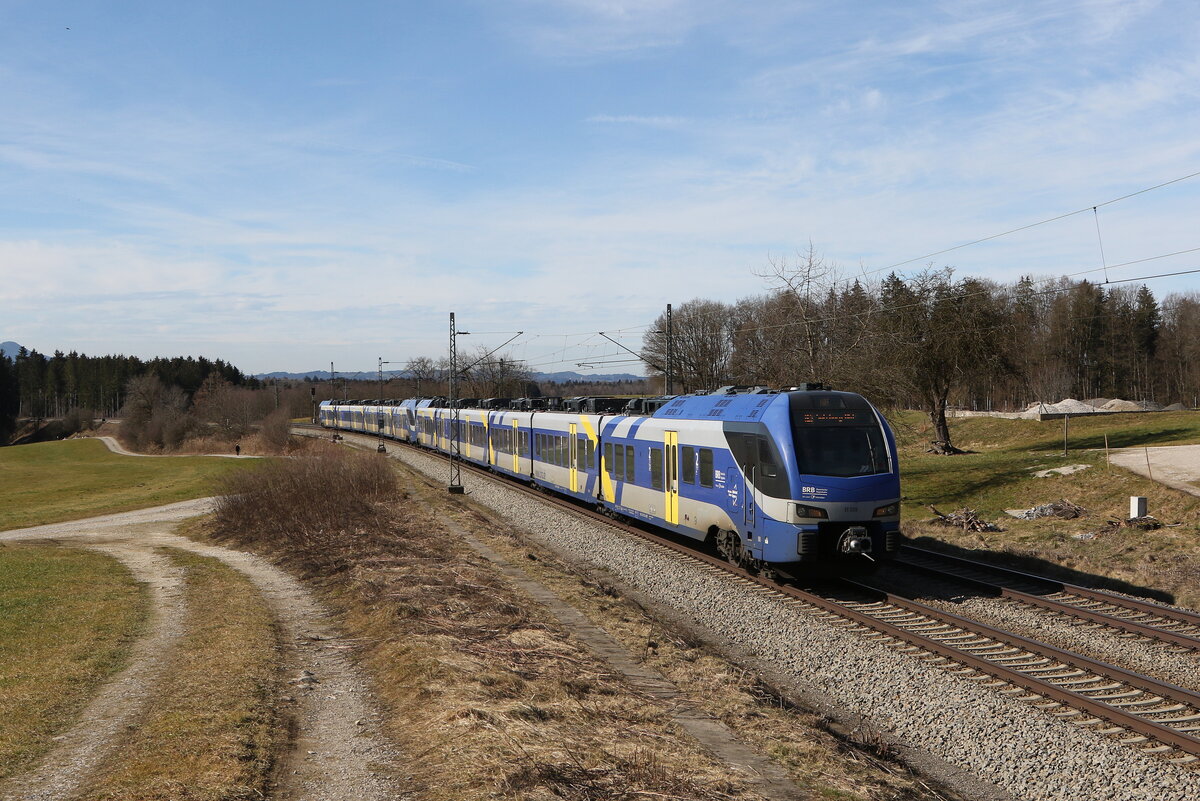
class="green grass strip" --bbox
[0,439,249,531]
[0,544,147,779]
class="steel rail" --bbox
[897,545,1200,648]
[836,578,1200,758]
[321,425,1200,760]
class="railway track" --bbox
[323,428,1200,765]
[893,545,1200,651]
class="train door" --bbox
[745,475,757,530]
[511,419,520,473]
[568,423,579,492]
[664,431,679,525]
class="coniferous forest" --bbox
[0,348,252,441]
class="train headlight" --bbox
[795,504,827,519]
[873,503,898,517]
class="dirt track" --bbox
[0,502,402,801]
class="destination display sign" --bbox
[794,410,872,426]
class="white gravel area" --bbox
[379,440,1200,801]
[1111,444,1200,497]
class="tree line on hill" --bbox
[640,251,1200,451]
[0,348,255,444]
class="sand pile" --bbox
[1047,398,1098,413]
[1020,397,1174,417]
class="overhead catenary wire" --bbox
[1093,206,1109,283]
[866,168,1200,277]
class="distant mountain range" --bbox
[1,341,23,358]
[254,369,645,384]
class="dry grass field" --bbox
[207,445,946,801]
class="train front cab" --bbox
[636,391,900,572]
[774,391,901,568]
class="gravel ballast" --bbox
[374,438,1200,801]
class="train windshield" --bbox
[788,392,890,478]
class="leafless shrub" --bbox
[502,747,736,801]
[119,374,196,451]
[259,406,292,452]
[61,406,95,435]
[210,448,397,567]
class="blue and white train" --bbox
[320,387,902,571]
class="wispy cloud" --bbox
[586,114,688,127]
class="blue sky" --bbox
[2,0,1199,375]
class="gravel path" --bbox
[372,437,1200,801]
[1111,444,1200,497]
[94,435,258,459]
[0,502,403,801]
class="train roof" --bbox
[653,388,872,423]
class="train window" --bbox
[625,445,636,483]
[699,448,714,487]
[536,433,544,458]
[604,442,614,476]
[614,445,625,480]
[519,431,529,457]
[681,446,695,484]
[586,439,595,469]
[650,447,663,490]
[577,436,586,470]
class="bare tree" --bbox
[753,243,853,380]
[461,347,531,397]
[119,374,193,451]
[192,371,256,437]
[404,356,440,396]
[642,299,736,392]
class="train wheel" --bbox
[716,530,746,569]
